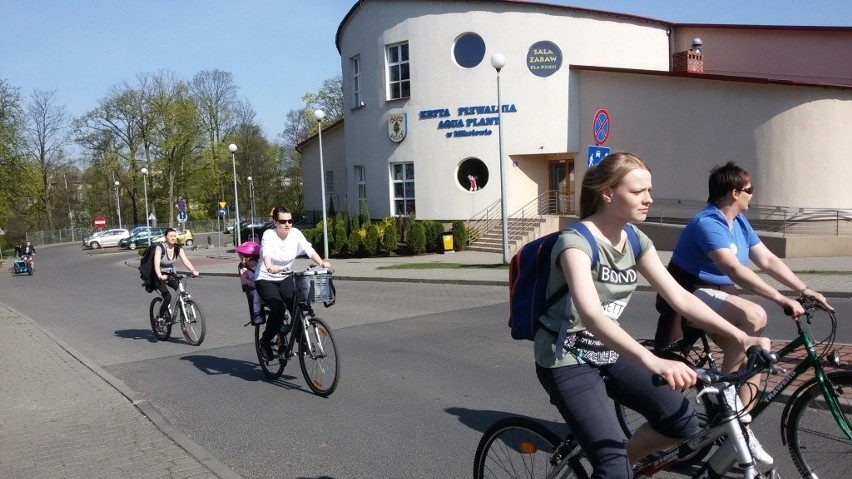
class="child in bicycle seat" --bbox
[237,241,265,325]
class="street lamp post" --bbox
[229,143,241,246]
[114,180,122,230]
[247,175,255,241]
[141,168,150,246]
[313,109,329,260]
[491,53,510,264]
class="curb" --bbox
[5,303,243,479]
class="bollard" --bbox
[207,235,212,249]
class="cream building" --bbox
[299,0,852,255]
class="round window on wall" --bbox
[457,158,489,192]
[453,33,485,68]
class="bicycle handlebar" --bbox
[652,346,779,387]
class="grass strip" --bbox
[377,262,508,270]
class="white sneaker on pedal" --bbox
[745,426,774,465]
[719,383,752,423]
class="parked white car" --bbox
[82,228,130,249]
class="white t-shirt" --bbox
[255,227,317,282]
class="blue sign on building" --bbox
[587,145,611,167]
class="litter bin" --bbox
[441,231,455,253]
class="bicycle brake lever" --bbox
[769,364,786,375]
[696,386,720,402]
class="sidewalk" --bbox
[1,247,849,478]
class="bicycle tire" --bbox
[298,316,340,397]
[786,370,852,479]
[255,324,286,379]
[473,416,589,479]
[149,297,171,341]
[179,299,206,346]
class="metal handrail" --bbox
[465,190,559,246]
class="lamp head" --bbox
[141,167,148,175]
[115,181,120,186]
[491,53,506,71]
[313,109,326,122]
[228,143,237,153]
[247,176,252,181]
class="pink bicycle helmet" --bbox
[236,241,261,257]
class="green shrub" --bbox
[332,215,347,253]
[421,220,443,253]
[347,229,362,256]
[452,221,468,251]
[364,223,379,256]
[381,218,398,254]
[408,221,427,255]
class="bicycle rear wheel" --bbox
[255,324,286,379]
[298,316,339,397]
[149,297,171,341]
[474,416,588,479]
[179,299,206,345]
[786,370,852,479]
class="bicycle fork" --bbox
[302,316,327,359]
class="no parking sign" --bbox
[593,108,610,146]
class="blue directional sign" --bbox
[217,208,227,218]
[587,145,611,167]
[178,210,187,223]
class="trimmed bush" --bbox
[347,229,362,256]
[408,221,427,255]
[364,223,379,256]
[422,220,444,253]
[452,221,468,251]
[381,219,398,254]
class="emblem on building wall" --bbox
[388,112,407,143]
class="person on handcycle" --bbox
[536,153,769,479]
[20,240,35,271]
[654,160,834,465]
[236,240,265,326]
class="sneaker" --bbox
[717,383,752,423]
[260,342,274,361]
[745,426,774,465]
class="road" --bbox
[1,244,849,478]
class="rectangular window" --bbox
[392,163,415,216]
[325,170,334,194]
[386,42,410,100]
[355,165,367,204]
[351,55,362,107]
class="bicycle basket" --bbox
[295,269,335,304]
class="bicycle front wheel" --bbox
[786,370,852,478]
[179,299,206,345]
[149,297,171,341]
[299,317,339,397]
[474,416,588,479]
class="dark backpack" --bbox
[508,223,641,341]
[139,243,179,293]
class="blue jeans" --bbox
[536,357,698,479]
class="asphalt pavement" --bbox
[1,244,850,478]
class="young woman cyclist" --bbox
[534,152,769,478]
[152,228,200,322]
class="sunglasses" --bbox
[739,185,754,194]
[275,218,293,224]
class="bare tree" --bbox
[23,89,68,230]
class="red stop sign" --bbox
[94,216,106,227]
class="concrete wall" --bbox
[575,69,852,209]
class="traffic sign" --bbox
[217,208,227,218]
[178,210,187,223]
[219,201,227,208]
[587,145,611,167]
[148,213,156,221]
[94,216,106,227]
[593,108,611,146]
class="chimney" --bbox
[672,37,704,73]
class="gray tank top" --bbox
[159,244,178,273]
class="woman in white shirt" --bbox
[255,207,330,360]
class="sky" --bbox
[2,0,850,145]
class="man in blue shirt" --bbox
[656,161,832,465]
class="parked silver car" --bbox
[82,228,130,249]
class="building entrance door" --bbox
[550,159,574,214]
